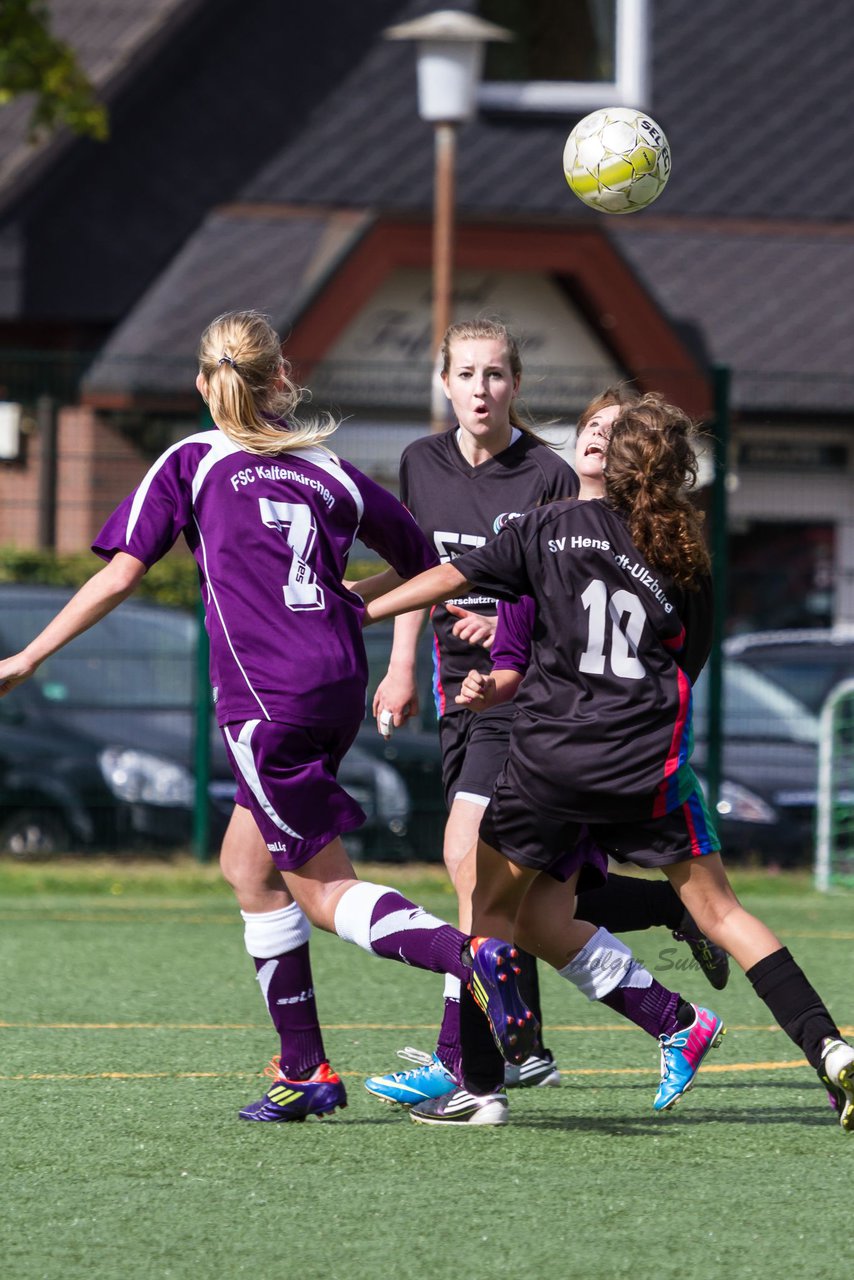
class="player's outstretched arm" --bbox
[344,566,406,604]
[365,563,469,625]
[0,552,147,697]
[455,667,521,711]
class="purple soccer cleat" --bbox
[468,936,540,1066]
[239,1059,347,1122]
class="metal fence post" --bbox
[192,596,212,862]
[192,402,216,862]
[706,365,731,815]
[37,394,57,549]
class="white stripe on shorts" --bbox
[225,720,303,839]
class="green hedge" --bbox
[0,547,384,612]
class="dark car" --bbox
[355,619,445,862]
[356,622,830,867]
[724,628,854,715]
[692,659,821,865]
[0,584,412,859]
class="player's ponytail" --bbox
[197,311,339,456]
[604,393,710,587]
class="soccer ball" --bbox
[563,107,671,215]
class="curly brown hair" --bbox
[604,393,710,587]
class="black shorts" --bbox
[479,775,608,888]
[589,784,720,868]
[438,704,515,809]
[480,774,718,881]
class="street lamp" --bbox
[384,9,512,432]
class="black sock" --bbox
[746,947,840,1070]
[578,873,684,933]
[514,948,544,1026]
[675,999,695,1029]
[460,985,504,1095]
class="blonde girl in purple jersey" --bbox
[366,395,854,1130]
[0,310,538,1123]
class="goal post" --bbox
[815,678,854,890]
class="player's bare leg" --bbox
[665,851,853,1128]
[220,805,343,1121]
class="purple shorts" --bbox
[223,718,365,870]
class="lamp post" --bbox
[384,10,512,432]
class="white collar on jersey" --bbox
[455,426,521,453]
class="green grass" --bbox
[2,859,852,1280]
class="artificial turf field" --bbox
[2,859,853,1280]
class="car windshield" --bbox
[693,660,820,744]
[737,649,854,714]
[0,599,198,710]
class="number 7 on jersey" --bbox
[259,498,325,611]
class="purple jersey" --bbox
[93,430,436,728]
[491,596,536,673]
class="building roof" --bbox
[83,206,370,397]
[13,0,854,413]
[0,0,206,211]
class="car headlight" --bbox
[715,780,777,825]
[99,747,195,807]
[373,759,410,827]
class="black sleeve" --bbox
[453,521,533,603]
[678,574,714,683]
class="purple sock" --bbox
[436,995,462,1080]
[253,942,327,1078]
[369,890,468,978]
[599,977,683,1040]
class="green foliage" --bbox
[0,0,108,140]
[0,545,201,610]
[0,547,385,612]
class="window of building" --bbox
[478,0,650,114]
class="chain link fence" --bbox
[0,349,851,866]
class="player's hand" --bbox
[0,652,36,697]
[373,671,419,737]
[455,669,495,708]
[446,604,497,650]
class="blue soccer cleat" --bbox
[364,1047,457,1107]
[468,936,540,1066]
[239,1058,347,1122]
[654,1004,725,1112]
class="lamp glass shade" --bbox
[415,40,485,121]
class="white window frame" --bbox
[477,0,651,114]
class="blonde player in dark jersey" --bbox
[366,393,854,1129]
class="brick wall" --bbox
[0,405,148,553]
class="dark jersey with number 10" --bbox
[454,497,709,823]
[399,428,576,714]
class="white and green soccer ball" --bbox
[563,107,671,215]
